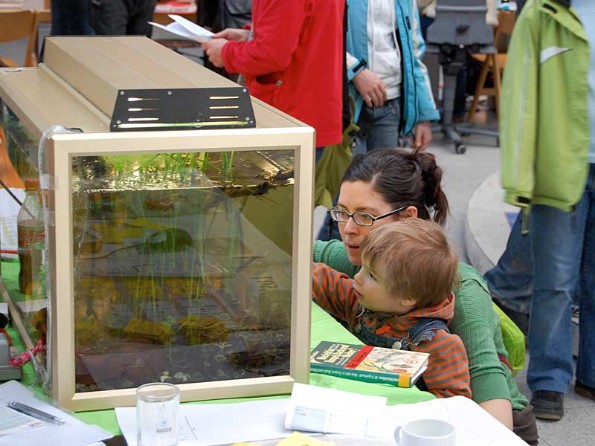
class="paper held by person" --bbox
[149,14,214,43]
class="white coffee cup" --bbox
[394,418,456,446]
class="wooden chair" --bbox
[0,9,38,68]
[466,10,516,122]
[32,9,52,64]
[0,126,25,189]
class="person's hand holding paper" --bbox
[202,28,250,68]
[214,28,250,42]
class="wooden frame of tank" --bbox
[0,36,315,411]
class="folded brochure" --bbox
[284,383,391,438]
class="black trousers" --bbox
[89,0,157,37]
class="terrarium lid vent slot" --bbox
[110,88,256,132]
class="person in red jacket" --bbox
[202,0,345,152]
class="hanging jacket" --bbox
[221,0,344,147]
[500,0,590,211]
[345,0,440,135]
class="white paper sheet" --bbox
[148,14,213,43]
[0,406,42,437]
[0,188,25,259]
[387,396,528,446]
[0,381,112,446]
[285,389,527,444]
[116,398,293,446]
[285,383,392,438]
[116,385,527,446]
[290,383,387,413]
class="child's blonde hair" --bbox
[360,219,459,308]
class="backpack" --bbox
[460,264,526,376]
[492,302,526,376]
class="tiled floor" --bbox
[514,358,595,446]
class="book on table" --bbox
[310,341,429,388]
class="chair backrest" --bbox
[0,9,38,67]
[426,0,494,48]
[32,9,51,64]
[494,10,516,53]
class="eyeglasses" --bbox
[328,206,407,227]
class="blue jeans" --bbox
[355,317,448,350]
[317,100,402,240]
[316,199,340,241]
[527,164,595,392]
[484,212,533,314]
[315,146,325,164]
[353,99,401,155]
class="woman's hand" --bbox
[212,28,250,42]
[412,121,432,152]
[353,69,387,108]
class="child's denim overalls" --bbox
[353,309,449,390]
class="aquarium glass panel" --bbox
[0,102,39,179]
[70,149,295,392]
[0,101,48,379]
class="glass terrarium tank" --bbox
[70,148,295,391]
[0,36,314,410]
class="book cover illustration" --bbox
[310,341,429,387]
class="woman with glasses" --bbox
[313,149,537,445]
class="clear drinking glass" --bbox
[136,382,180,446]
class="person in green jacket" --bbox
[313,149,537,444]
[498,0,595,421]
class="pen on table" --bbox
[7,401,66,425]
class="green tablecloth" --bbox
[3,259,433,435]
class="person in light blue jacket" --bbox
[346,0,440,154]
[317,0,440,242]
